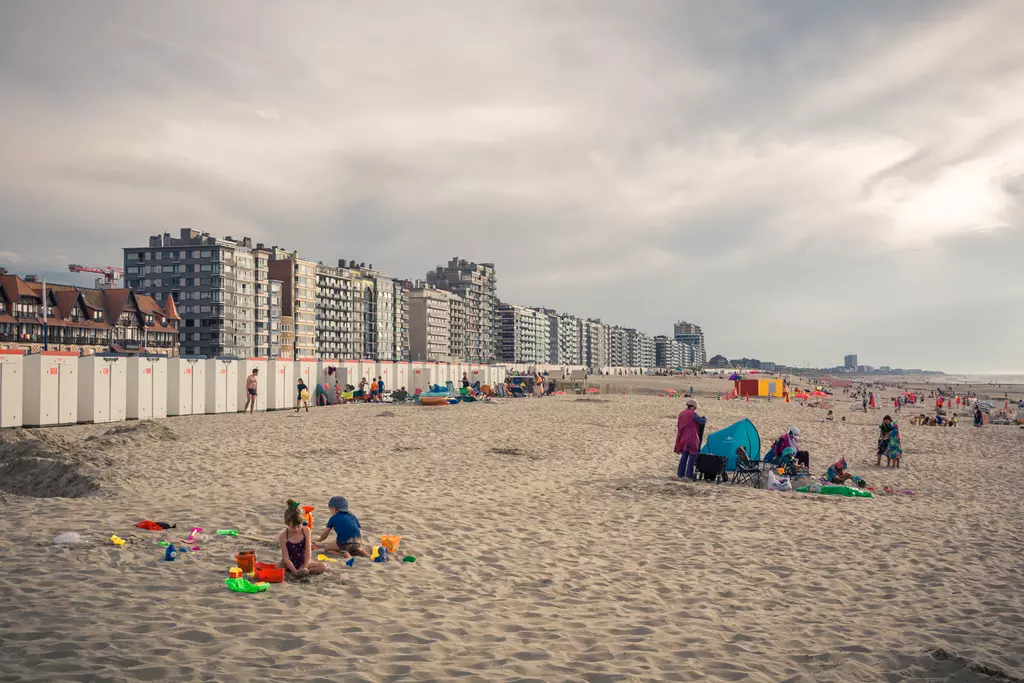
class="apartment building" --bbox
[280,316,294,359]
[673,321,706,368]
[409,284,453,361]
[497,303,551,364]
[0,271,179,356]
[554,313,582,365]
[268,279,282,357]
[269,248,316,358]
[608,326,630,367]
[124,229,257,357]
[583,319,610,368]
[655,335,686,368]
[315,261,361,360]
[426,257,497,363]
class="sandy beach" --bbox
[1,375,1022,682]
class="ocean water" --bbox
[943,374,1024,385]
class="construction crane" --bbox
[68,264,125,289]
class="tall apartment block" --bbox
[269,248,317,358]
[124,229,261,357]
[497,303,551,364]
[673,321,706,368]
[315,261,362,360]
[409,284,456,361]
[352,263,407,361]
[583,319,610,368]
[844,354,858,369]
[555,313,582,365]
[426,257,497,363]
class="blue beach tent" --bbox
[700,418,761,472]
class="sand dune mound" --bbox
[85,420,179,447]
[0,436,101,498]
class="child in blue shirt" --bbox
[316,496,370,558]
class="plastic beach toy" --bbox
[402,556,416,563]
[157,541,171,547]
[216,529,239,537]
[317,554,338,563]
[224,578,268,593]
[165,544,178,561]
[187,527,203,543]
[345,558,355,567]
[381,535,402,553]
[110,535,126,546]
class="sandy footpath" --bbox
[1,377,1022,682]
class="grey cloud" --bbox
[0,0,1021,371]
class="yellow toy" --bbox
[317,553,338,563]
[228,567,242,578]
[110,535,126,546]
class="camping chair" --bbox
[731,447,763,488]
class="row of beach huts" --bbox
[0,350,648,428]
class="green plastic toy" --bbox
[818,485,873,498]
[225,578,268,593]
[402,556,416,563]
[157,541,171,547]
[216,529,239,537]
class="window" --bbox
[200,250,212,258]
[162,265,175,273]
[93,310,104,321]
[126,266,139,274]
[200,264,211,272]
[179,251,186,259]
[126,252,139,261]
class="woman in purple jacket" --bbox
[674,398,707,481]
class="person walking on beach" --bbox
[673,398,706,481]
[296,378,310,412]
[862,391,869,412]
[244,367,260,414]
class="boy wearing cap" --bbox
[316,496,370,557]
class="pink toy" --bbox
[187,527,203,543]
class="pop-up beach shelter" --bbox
[700,418,761,472]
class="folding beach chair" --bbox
[731,447,764,488]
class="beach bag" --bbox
[300,389,310,401]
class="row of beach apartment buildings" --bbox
[0,229,705,369]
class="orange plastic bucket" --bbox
[235,550,257,573]
[255,561,285,583]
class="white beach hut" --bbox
[168,356,206,416]
[266,358,294,411]
[126,355,167,420]
[24,351,79,427]
[77,354,127,424]
[237,357,268,412]
[0,349,24,429]
[205,357,238,414]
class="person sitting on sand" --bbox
[316,496,370,558]
[280,500,328,576]
[824,410,834,422]
[826,458,853,485]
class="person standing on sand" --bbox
[673,398,706,481]
[244,368,260,414]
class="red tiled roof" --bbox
[163,294,180,320]
[0,274,38,300]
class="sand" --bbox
[1,375,1022,682]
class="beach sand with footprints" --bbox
[1,374,1022,682]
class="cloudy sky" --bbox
[1,1,1022,372]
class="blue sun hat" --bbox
[328,496,349,512]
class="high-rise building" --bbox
[555,313,582,365]
[350,263,406,361]
[673,321,706,368]
[315,261,362,360]
[844,354,858,369]
[426,257,498,363]
[497,303,551,364]
[268,279,282,357]
[583,319,610,369]
[269,248,316,358]
[654,335,683,368]
[124,229,258,357]
[408,283,456,361]
[608,325,630,366]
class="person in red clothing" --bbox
[673,398,707,481]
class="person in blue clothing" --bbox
[315,496,370,558]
